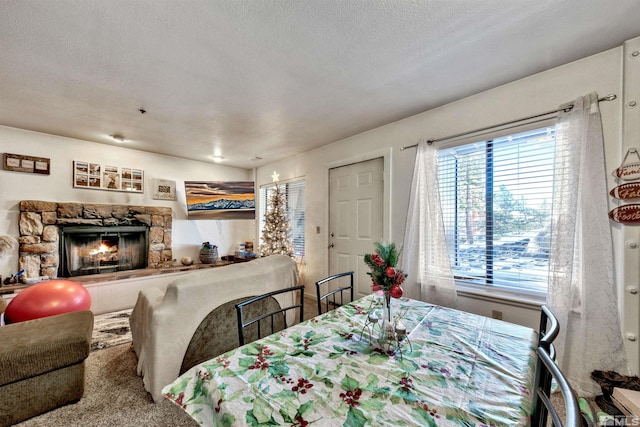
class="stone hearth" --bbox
[18,200,173,279]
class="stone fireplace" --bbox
[18,201,173,280]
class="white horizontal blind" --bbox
[259,179,306,258]
[437,126,556,296]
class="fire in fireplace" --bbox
[59,226,149,277]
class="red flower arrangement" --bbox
[364,242,406,298]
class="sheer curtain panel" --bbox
[548,93,628,396]
[402,140,457,308]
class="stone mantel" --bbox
[18,200,173,279]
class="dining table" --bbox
[162,294,538,426]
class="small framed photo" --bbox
[35,160,49,172]
[152,179,177,200]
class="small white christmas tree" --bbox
[260,172,294,257]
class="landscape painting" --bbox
[184,181,255,219]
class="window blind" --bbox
[437,126,556,295]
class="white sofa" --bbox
[129,254,299,402]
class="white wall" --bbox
[256,45,629,337]
[0,127,256,307]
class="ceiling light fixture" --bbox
[211,155,225,162]
[108,134,128,143]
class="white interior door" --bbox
[329,157,384,299]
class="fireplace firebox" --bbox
[59,226,149,277]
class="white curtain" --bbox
[402,140,457,308]
[548,93,628,396]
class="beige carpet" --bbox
[16,343,198,427]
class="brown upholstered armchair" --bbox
[0,308,94,426]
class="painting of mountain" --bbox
[184,181,255,219]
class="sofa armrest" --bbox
[129,287,165,361]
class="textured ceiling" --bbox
[1,0,640,169]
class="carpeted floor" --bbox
[16,343,198,426]
[15,308,193,426]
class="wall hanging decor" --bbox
[608,204,640,224]
[73,161,143,193]
[613,147,640,181]
[151,179,177,200]
[184,181,255,219]
[609,147,640,224]
[609,182,640,200]
[3,153,50,175]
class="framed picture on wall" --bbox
[3,153,50,175]
[184,181,255,219]
[151,179,177,200]
[73,161,144,193]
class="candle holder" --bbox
[359,295,412,359]
[360,299,381,340]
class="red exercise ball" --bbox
[4,279,92,324]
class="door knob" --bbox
[328,243,334,249]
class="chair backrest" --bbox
[539,305,559,360]
[235,285,305,346]
[532,345,581,427]
[315,271,354,315]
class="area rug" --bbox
[90,308,132,352]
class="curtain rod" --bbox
[400,94,617,151]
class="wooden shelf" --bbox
[0,261,237,291]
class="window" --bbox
[437,126,555,297]
[259,179,305,258]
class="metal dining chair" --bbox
[235,285,305,346]
[532,345,582,427]
[538,304,560,359]
[315,271,354,315]
[531,305,582,427]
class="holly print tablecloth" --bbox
[163,295,537,426]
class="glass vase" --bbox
[377,290,397,353]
